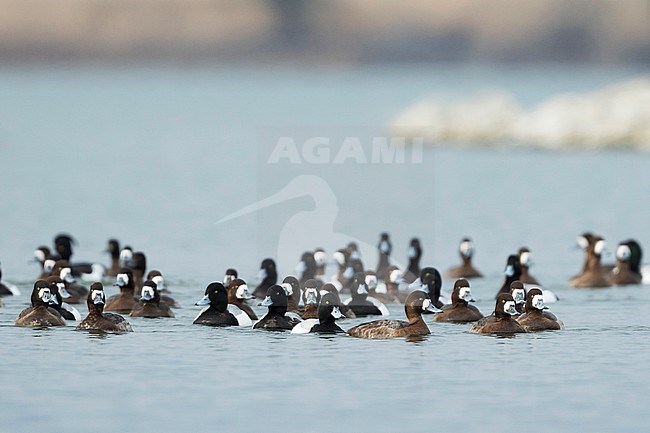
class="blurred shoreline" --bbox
[1,0,649,65]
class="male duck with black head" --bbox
[105,268,138,313]
[253,285,302,331]
[46,276,81,321]
[254,258,277,298]
[295,252,317,286]
[470,293,525,335]
[446,237,483,279]
[146,270,179,307]
[15,280,65,327]
[376,232,392,280]
[518,247,540,285]
[54,260,89,303]
[404,237,423,283]
[433,279,483,323]
[319,283,356,319]
[130,280,175,318]
[409,267,446,308]
[105,239,121,278]
[346,272,386,317]
[292,293,345,334]
[570,235,611,288]
[347,291,440,339]
[227,278,258,320]
[496,255,522,297]
[77,282,133,333]
[194,282,239,326]
[610,240,643,286]
[130,251,147,290]
[517,288,563,332]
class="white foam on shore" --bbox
[390,77,650,150]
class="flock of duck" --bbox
[0,231,645,339]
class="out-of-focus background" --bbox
[1,0,649,64]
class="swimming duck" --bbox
[610,240,643,286]
[569,236,611,288]
[223,268,238,288]
[313,248,327,281]
[131,252,147,290]
[146,270,178,307]
[46,276,81,321]
[0,262,20,297]
[227,278,258,320]
[376,233,392,280]
[433,279,483,323]
[130,280,175,318]
[280,276,302,314]
[15,280,65,327]
[76,282,133,333]
[517,288,563,332]
[332,248,352,291]
[372,266,406,304]
[509,280,526,316]
[105,239,121,277]
[253,258,278,298]
[345,272,388,317]
[253,285,302,331]
[496,255,522,297]
[319,283,356,319]
[345,242,359,259]
[404,238,422,283]
[53,234,104,278]
[300,279,321,319]
[295,252,317,286]
[470,293,525,335]
[33,246,55,280]
[54,260,88,303]
[193,282,239,326]
[291,293,345,334]
[105,268,138,313]
[446,238,483,279]
[119,246,134,268]
[347,290,440,339]
[518,247,540,285]
[53,233,75,262]
[408,267,447,308]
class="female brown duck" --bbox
[347,290,440,339]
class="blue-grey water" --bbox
[1,64,649,433]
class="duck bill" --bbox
[140,289,154,301]
[256,269,268,282]
[504,301,517,315]
[408,278,421,290]
[259,296,273,307]
[195,295,210,306]
[504,265,515,277]
[331,306,344,319]
[423,299,441,313]
[58,284,72,299]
